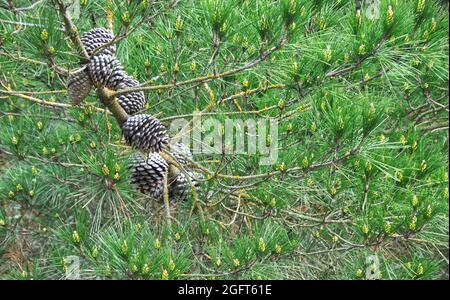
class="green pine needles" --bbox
[0,0,449,280]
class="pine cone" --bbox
[80,28,146,114]
[122,114,169,152]
[87,54,126,89]
[128,147,201,201]
[81,28,116,57]
[129,152,167,198]
[116,76,146,114]
[167,142,202,200]
[169,142,193,166]
[169,171,201,201]
[67,68,92,105]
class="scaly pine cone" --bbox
[170,142,193,166]
[168,171,201,201]
[77,28,147,114]
[81,27,116,57]
[87,54,127,89]
[129,152,167,198]
[67,67,93,105]
[129,152,201,201]
[122,114,169,153]
[167,142,202,201]
[116,76,146,114]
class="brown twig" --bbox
[0,89,106,113]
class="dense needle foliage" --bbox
[0,0,448,279]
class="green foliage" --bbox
[0,0,448,280]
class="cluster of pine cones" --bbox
[67,28,200,201]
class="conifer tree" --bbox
[0,0,448,279]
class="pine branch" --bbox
[111,29,288,97]
[52,0,129,125]
[0,88,107,113]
